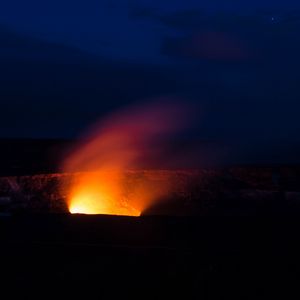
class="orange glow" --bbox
[62,100,189,216]
[67,171,140,216]
[69,194,140,216]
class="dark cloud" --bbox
[129,6,266,31]
[128,6,159,19]
[156,9,205,30]
[0,24,91,63]
[158,10,300,66]
[0,25,187,138]
[161,31,249,61]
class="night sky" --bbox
[1,0,300,162]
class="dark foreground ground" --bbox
[2,214,300,298]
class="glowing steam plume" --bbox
[63,99,189,216]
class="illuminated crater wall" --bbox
[0,167,300,215]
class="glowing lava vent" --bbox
[62,99,189,216]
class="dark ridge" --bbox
[0,138,73,176]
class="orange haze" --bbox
[63,99,189,216]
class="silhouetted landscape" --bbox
[2,0,300,298]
